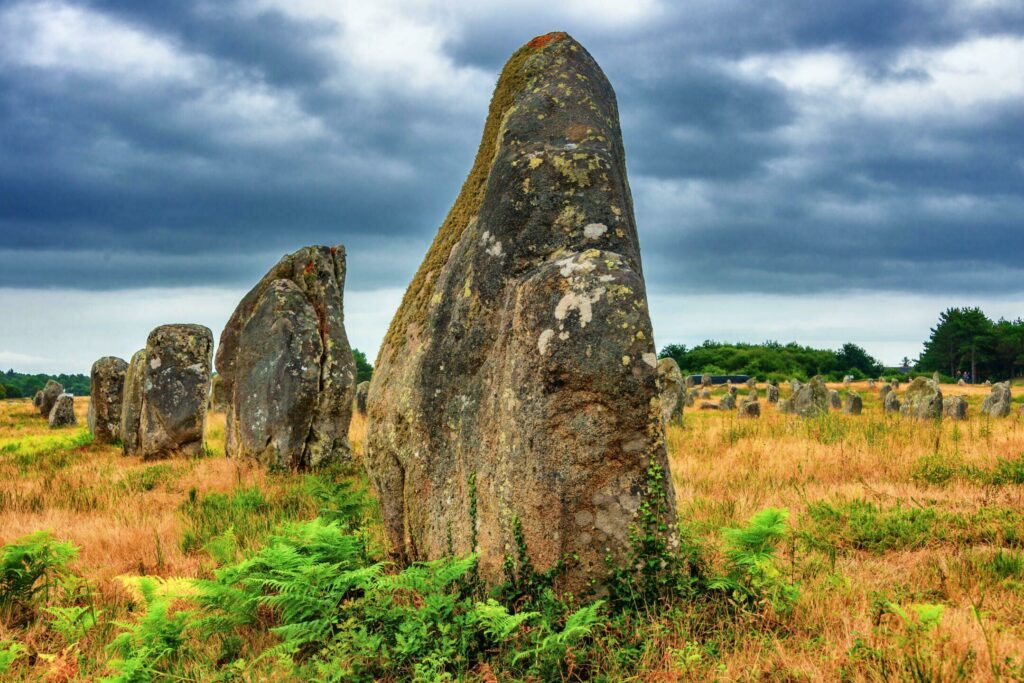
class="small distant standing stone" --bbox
[884,391,901,414]
[48,393,76,428]
[355,380,371,417]
[700,388,711,399]
[932,371,941,383]
[829,390,841,410]
[727,385,738,397]
[745,377,757,389]
[38,380,63,417]
[984,379,992,387]
[739,396,760,418]
[719,392,736,410]
[942,396,968,420]
[957,378,966,386]
[32,391,42,408]
[698,401,720,411]
[981,382,1011,418]
[684,375,695,389]
[767,384,780,404]
[879,385,892,400]
[791,376,829,417]
[790,379,802,393]
[701,373,712,387]
[843,392,863,415]
[890,379,900,391]
[868,379,876,389]
[843,375,854,387]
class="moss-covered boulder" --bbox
[216,246,355,470]
[87,356,127,443]
[365,33,675,593]
[900,377,942,420]
[122,324,213,459]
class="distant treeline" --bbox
[1,369,90,399]
[916,307,1024,381]
[2,347,375,400]
[659,341,884,382]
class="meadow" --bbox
[0,381,1022,681]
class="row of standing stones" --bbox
[49,33,1019,594]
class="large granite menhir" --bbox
[88,356,128,443]
[365,33,676,593]
[122,324,213,459]
[216,246,356,470]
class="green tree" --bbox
[352,348,373,384]
[917,307,995,381]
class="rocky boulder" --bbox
[884,391,901,414]
[122,324,213,459]
[739,396,760,418]
[364,33,675,593]
[943,396,968,420]
[791,376,829,417]
[981,382,1011,418]
[32,391,42,408]
[216,246,356,469]
[657,357,685,426]
[843,392,863,415]
[900,377,942,420]
[879,385,892,400]
[745,377,757,389]
[719,392,736,410]
[355,381,370,417]
[829,390,841,410]
[38,380,63,417]
[48,393,76,428]
[87,356,127,444]
[701,373,711,387]
[699,401,720,410]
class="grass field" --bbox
[1,381,1022,681]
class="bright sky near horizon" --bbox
[1,0,1022,373]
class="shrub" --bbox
[0,531,77,625]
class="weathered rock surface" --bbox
[943,396,968,420]
[745,377,757,389]
[829,390,841,410]
[868,379,877,389]
[843,375,854,387]
[216,246,356,469]
[700,388,711,399]
[791,376,829,417]
[957,378,966,386]
[767,384,780,404]
[843,392,863,415]
[32,391,42,408]
[38,380,63,417]
[981,382,1011,418]
[48,393,76,428]
[727,385,738,397]
[684,389,696,407]
[719,392,736,410]
[657,357,685,426]
[879,385,892,400]
[355,381,370,417]
[123,325,213,459]
[209,374,229,412]
[364,33,675,593]
[900,377,943,420]
[739,396,760,418]
[884,391,901,414]
[891,379,900,391]
[790,379,802,393]
[699,401,720,410]
[701,373,711,387]
[932,371,941,383]
[87,356,127,444]
[684,375,695,389]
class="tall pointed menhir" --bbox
[365,33,676,593]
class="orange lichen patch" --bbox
[304,260,315,274]
[527,32,567,49]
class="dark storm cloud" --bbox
[0,0,1022,297]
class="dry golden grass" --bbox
[0,379,1022,680]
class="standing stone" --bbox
[684,374,695,389]
[868,379,877,389]
[209,374,229,412]
[778,398,794,414]
[719,392,737,410]
[790,379,802,393]
[879,384,892,401]
[829,390,841,410]
[739,396,760,418]
[685,389,697,407]
[38,380,63,417]
[657,357,685,426]
[121,349,147,456]
[216,246,356,469]
[957,378,966,386]
[32,391,42,409]
[48,393,76,428]
[122,324,213,459]
[843,375,854,388]
[87,356,127,444]
[700,388,711,399]
[891,379,900,391]
[701,373,712,387]
[900,377,942,420]
[884,390,901,414]
[932,371,941,383]
[791,376,829,417]
[355,381,370,417]
[364,33,675,593]
[943,396,968,420]
[767,384,780,404]
[981,382,1011,418]
[984,379,992,387]
[727,385,738,397]
[843,392,863,415]
[745,377,757,389]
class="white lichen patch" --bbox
[554,287,605,328]
[538,329,555,355]
[486,240,503,256]
[582,223,607,239]
[556,256,596,277]
[642,353,658,368]
[149,357,162,369]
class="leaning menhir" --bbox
[365,33,675,593]
[216,246,356,469]
[122,324,213,459]
[38,380,63,417]
[48,393,76,428]
[88,356,128,443]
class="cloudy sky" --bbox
[1,0,1022,373]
